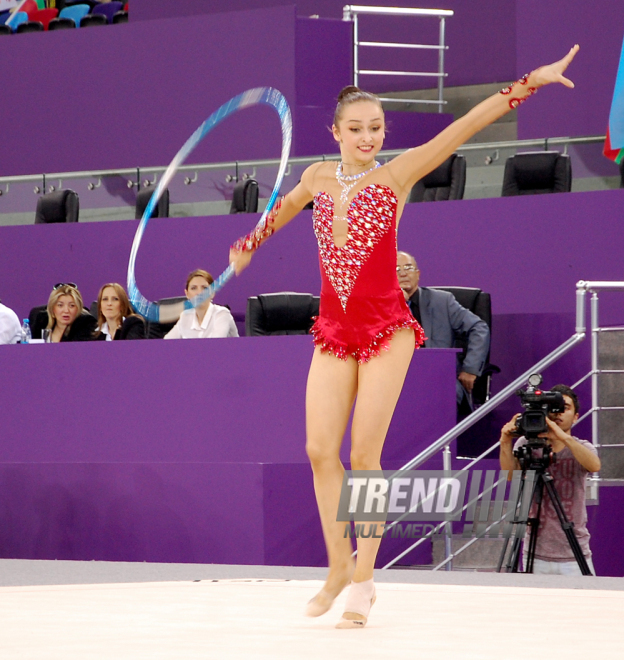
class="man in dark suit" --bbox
[397,251,490,410]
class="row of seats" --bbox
[33,180,257,224]
[0,1,127,33]
[29,152,580,224]
[33,187,169,224]
[417,151,573,201]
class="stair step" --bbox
[432,534,506,570]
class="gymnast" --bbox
[228,46,578,629]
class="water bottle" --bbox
[20,319,31,344]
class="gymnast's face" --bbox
[332,101,385,167]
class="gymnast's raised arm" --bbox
[387,45,580,193]
[228,161,320,274]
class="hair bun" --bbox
[337,85,361,102]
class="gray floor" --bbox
[1,558,622,592]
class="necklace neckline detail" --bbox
[335,160,380,206]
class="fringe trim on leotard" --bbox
[310,316,426,364]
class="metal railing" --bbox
[575,282,624,477]
[342,5,453,112]
[382,281,624,570]
[0,135,606,201]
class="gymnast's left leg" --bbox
[337,328,415,628]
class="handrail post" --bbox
[442,444,453,570]
[438,17,446,113]
[353,12,359,87]
[591,291,599,451]
[576,281,587,334]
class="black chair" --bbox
[35,189,80,224]
[428,286,500,409]
[48,17,76,30]
[29,305,48,340]
[112,10,128,24]
[145,296,186,339]
[230,178,259,214]
[246,292,320,336]
[135,187,170,219]
[407,154,466,202]
[501,151,571,196]
[0,24,12,35]
[619,159,624,188]
[80,13,107,26]
[16,21,44,33]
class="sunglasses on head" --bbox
[53,282,77,290]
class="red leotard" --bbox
[310,183,425,363]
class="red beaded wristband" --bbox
[231,196,284,253]
[500,73,538,109]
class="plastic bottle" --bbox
[20,319,31,344]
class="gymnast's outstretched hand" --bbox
[229,247,253,275]
[532,44,579,88]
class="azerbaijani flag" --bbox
[605,33,624,163]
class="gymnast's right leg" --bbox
[305,347,358,616]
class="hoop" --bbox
[127,87,292,323]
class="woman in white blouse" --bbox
[165,269,239,339]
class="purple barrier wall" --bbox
[0,338,457,566]
[2,190,623,571]
[2,189,623,323]
[0,8,297,176]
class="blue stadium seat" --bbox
[8,11,28,31]
[59,4,89,27]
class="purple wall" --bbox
[0,7,297,176]
[133,1,517,90]
[0,337,457,566]
[131,0,623,142]
[0,6,449,178]
[516,0,624,140]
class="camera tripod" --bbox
[497,441,592,575]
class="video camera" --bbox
[515,374,565,439]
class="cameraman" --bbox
[499,385,601,575]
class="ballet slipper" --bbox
[305,563,355,617]
[335,578,376,629]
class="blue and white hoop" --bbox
[127,87,292,323]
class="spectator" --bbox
[164,269,238,339]
[0,300,21,345]
[397,251,490,410]
[46,283,96,342]
[499,385,601,575]
[94,283,146,340]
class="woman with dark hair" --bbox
[46,283,97,342]
[95,283,146,341]
[164,269,238,339]
[230,47,579,628]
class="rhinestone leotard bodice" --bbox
[310,184,425,363]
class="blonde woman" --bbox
[46,283,96,342]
